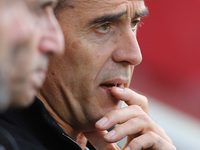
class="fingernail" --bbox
[124,147,130,150]
[104,130,116,139]
[96,117,108,127]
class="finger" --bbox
[110,87,148,114]
[124,131,176,150]
[98,114,172,144]
[103,115,151,143]
[96,105,145,130]
[83,130,120,150]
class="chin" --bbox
[10,98,33,108]
[23,89,36,105]
[10,89,35,108]
[91,102,121,122]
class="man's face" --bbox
[13,0,64,107]
[0,0,64,110]
[47,0,148,130]
[0,0,34,110]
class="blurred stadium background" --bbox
[123,0,200,149]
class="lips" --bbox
[99,79,128,89]
[30,69,47,89]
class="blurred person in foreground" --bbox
[0,0,64,111]
[0,0,34,111]
[0,0,64,149]
[0,0,176,150]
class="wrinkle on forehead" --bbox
[55,0,147,21]
[55,0,145,12]
[75,0,128,9]
[76,0,145,7]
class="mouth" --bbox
[36,68,47,81]
[100,83,125,89]
[98,79,128,104]
[99,79,128,89]
[31,69,47,89]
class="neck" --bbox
[36,93,88,149]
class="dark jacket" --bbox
[0,97,95,150]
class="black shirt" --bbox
[0,97,95,150]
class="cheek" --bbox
[59,40,94,88]
[67,39,96,68]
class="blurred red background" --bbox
[131,0,200,119]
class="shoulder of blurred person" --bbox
[0,97,95,150]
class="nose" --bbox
[112,28,142,66]
[38,9,64,55]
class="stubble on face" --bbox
[40,0,148,132]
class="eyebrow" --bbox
[40,0,56,8]
[135,8,149,18]
[92,11,127,24]
[90,8,148,25]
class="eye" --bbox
[95,23,111,34]
[131,19,141,31]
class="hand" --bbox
[83,130,120,150]
[93,87,176,150]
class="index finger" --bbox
[110,87,149,114]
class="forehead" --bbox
[0,0,23,18]
[0,0,19,8]
[76,0,127,7]
[67,0,146,17]
[76,0,144,6]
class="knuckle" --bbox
[147,131,177,150]
[141,95,148,105]
[147,131,163,145]
[133,137,142,146]
[128,118,136,125]
[139,95,148,112]
[132,105,143,112]
[139,114,151,123]
[148,131,157,139]
[129,137,142,149]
